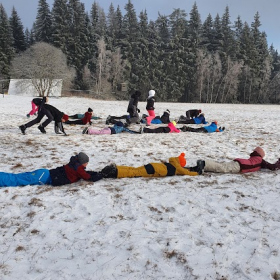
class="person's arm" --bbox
[87,171,103,181]
[261,159,280,170]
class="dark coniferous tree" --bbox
[9,7,26,53]
[201,14,214,52]
[51,0,69,55]
[0,4,14,79]
[34,0,52,43]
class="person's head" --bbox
[77,152,89,166]
[88,107,93,113]
[213,120,218,125]
[178,153,186,167]
[171,120,176,126]
[148,90,155,98]
[164,109,170,115]
[198,109,202,113]
[62,114,69,122]
[135,90,141,97]
[253,147,265,158]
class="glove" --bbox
[87,171,103,182]
[89,121,92,125]
[137,108,140,113]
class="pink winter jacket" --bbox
[168,122,180,133]
[234,151,263,173]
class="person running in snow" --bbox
[0,152,103,187]
[141,109,171,125]
[100,153,202,179]
[177,113,207,125]
[19,97,69,135]
[106,90,142,126]
[82,121,141,135]
[179,121,224,133]
[65,108,93,125]
[193,147,280,174]
[145,90,156,126]
[26,97,44,118]
[141,121,180,134]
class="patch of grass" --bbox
[11,163,23,169]
[27,211,36,218]
[272,272,280,280]
[15,246,25,252]
[28,198,44,207]
[31,229,40,234]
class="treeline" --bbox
[0,0,280,103]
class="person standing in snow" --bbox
[106,90,142,126]
[0,152,103,187]
[193,147,280,174]
[145,90,156,126]
[19,97,69,135]
[100,153,201,179]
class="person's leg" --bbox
[177,119,194,124]
[204,160,240,173]
[40,109,54,128]
[65,119,83,125]
[0,169,51,187]
[180,126,205,132]
[146,110,156,125]
[143,127,165,133]
[88,127,111,135]
[117,166,149,178]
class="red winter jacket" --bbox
[82,112,92,124]
[234,151,263,173]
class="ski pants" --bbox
[0,169,52,187]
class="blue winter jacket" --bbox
[193,115,207,124]
[204,122,223,133]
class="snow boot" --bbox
[19,125,26,135]
[38,125,46,134]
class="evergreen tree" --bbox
[201,14,214,52]
[9,7,26,53]
[51,0,69,54]
[34,0,52,43]
[0,4,14,79]
[67,0,90,89]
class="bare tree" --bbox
[11,42,75,96]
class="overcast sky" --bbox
[1,0,280,51]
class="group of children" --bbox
[1,147,279,187]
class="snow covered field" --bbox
[0,95,280,280]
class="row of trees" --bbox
[0,0,280,103]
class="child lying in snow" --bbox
[0,152,102,187]
[195,147,280,173]
[100,153,201,179]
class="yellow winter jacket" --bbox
[116,156,198,178]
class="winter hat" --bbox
[88,107,93,112]
[213,120,218,125]
[172,120,176,126]
[254,147,265,158]
[148,90,155,97]
[165,109,170,115]
[198,109,202,113]
[178,153,186,167]
[78,152,89,164]
[62,114,69,121]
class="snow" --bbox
[0,95,280,280]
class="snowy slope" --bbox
[0,95,280,280]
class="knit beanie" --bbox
[148,90,155,97]
[178,153,186,167]
[88,107,93,112]
[165,109,170,115]
[254,147,265,158]
[172,120,176,126]
[78,152,89,164]
[198,109,202,113]
[63,114,69,121]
